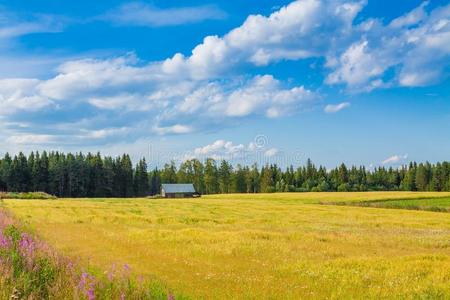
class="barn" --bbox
[161,184,199,198]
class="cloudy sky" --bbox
[0,0,449,168]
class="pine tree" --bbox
[121,154,134,197]
[415,163,429,191]
[231,165,247,193]
[134,158,149,197]
[246,163,260,193]
[10,152,31,192]
[218,160,232,193]
[0,153,12,191]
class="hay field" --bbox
[3,192,450,299]
[336,197,450,212]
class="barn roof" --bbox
[161,184,196,193]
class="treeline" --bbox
[0,152,449,197]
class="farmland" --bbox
[3,192,450,299]
[333,197,450,212]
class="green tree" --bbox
[218,160,232,193]
[134,158,149,197]
[415,163,429,191]
[204,158,219,194]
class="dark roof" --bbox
[161,184,196,193]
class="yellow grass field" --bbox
[3,192,450,299]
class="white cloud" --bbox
[162,0,366,79]
[0,78,52,113]
[88,94,159,111]
[6,134,57,145]
[2,53,316,129]
[37,54,156,101]
[224,75,315,118]
[389,1,429,29]
[194,140,246,158]
[178,138,285,165]
[324,102,350,113]
[327,2,450,89]
[0,9,65,40]
[1,0,450,149]
[382,154,408,165]
[184,138,280,161]
[264,148,279,157]
[103,2,226,27]
[80,127,131,139]
[153,124,194,135]
[326,40,387,87]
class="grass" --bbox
[2,191,450,299]
[206,191,450,203]
[0,208,175,300]
[334,197,450,212]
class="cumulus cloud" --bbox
[182,139,280,161]
[0,53,316,139]
[193,140,246,159]
[382,154,408,165]
[327,2,450,89]
[162,0,366,79]
[173,74,316,120]
[324,102,350,113]
[264,148,279,157]
[0,78,52,113]
[103,2,226,27]
[1,0,450,148]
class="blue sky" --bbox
[0,0,449,168]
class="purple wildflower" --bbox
[122,263,131,278]
[19,233,36,255]
[123,264,130,272]
[18,233,37,268]
[0,231,12,249]
[87,288,95,300]
[78,272,89,290]
[107,263,116,281]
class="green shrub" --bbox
[0,192,56,200]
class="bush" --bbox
[0,192,56,200]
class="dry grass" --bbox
[333,197,450,213]
[3,192,450,299]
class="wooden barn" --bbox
[161,184,199,198]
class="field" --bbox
[3,192,450,299]
[333,197,450,212]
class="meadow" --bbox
[3,192,450,299]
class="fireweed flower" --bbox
[123,264,131,278]
[78,272,89,290]
[0,232,12,249]
[18,233,37,268]
[0,209,159,299]
[108,263,116,281]
[87,288,95,300]
[19,233,36,254]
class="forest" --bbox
[0,151,449,197]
